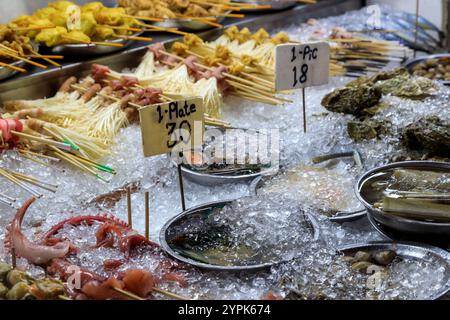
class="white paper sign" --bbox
[139,98,204,157]
[275,42,330,91]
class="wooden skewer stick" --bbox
[0,168,42,197]
[114,35,153,42]
[99,25,143,32]
[112,287,144,300]
[127,187,132,228]
[11,130,72,151]
[152,287,190,300]
[191,0,240,11]
[0,62,26,72]
[11,247,16,269]
[17,148,60,162]
[122,14,164,22]
[145,191,149,240]
[29,49,61,68]
[25,54,63,59]
[61,36,124,48]
[0,46,47,69]
[136,21,188,36]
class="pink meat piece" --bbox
[91,64,110,83]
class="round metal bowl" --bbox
[403,53,450,86]
[356,161,450,243]
[171,157,266,186]
[251,175,367,223]
[47,31,144,56]
[233,0,298,12]
[338,241,450,300]
[160,200,320,272]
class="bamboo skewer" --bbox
[114,35,153,42]
[0,62,26,72]
[145,191,149,240]
[127,186,132,228]
[61,36,124,48]
[122,14,164,22]
[0,168,42,197]
[0,46,47,69]
[11,130,72,151]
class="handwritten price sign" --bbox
[275,42,330,91]
[139,98,204,157]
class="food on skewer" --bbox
[3,198,190,300]
[9,1,143,47]
[118,0,237,19]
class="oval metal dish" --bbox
[356,161,450,244]
[338,241,450,300]
[160,200,320,272]
[171,157,266,186]
[251,175,367,223]
[46,31,144,56]
[233,0,298,12]
[403,53,450,86]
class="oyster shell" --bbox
[321,85,382,116]
[402,116,450,157]
[347,119,390,142]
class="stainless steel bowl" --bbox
[338,241,450,300]
[171,157,266,186]
[48,31,144,56]
[403,53,450,86]
[251,175,367,223]
[233,0,298,12]
[159,199,320,272]
[356,161,450,243]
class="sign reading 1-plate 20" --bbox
[275,42,330,91]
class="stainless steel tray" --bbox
[338,241,450,300]
[46,31,144,56]
[403,53,450,86]
[178,15,227,31]
[233,0,298,12]
[250,174,367,223]
[159,199,320,272]
[356,161,450,243]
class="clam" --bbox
[372,250,396,266]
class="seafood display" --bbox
[255,163,363,218]
[163,197,319,269]
[408,56,450,82]
[361,166,450,222]
[0,3,449,302]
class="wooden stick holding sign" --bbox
[139,98,204,212]
[413,0,420,58]
[275,42,330,133]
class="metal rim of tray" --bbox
[233,0,298,12]
[159,199,321,272]
[403,53,450,86]
[337,241,450,300]
[355,161,450,237]
[170,156,265,185]
[250,175,367,223]
[47,31,144,55]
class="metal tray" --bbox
[403,53,450,86]
[356,161,450,243]
[338,241,450,300]
[45,31,144,56]
[233,0,298,12]
[159,199,320,272]
[250,174,367,223]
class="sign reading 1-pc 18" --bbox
[275,42,330,91]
